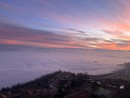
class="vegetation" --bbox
[0,70,130,98]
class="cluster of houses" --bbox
[0,72,74,98]
[0,88,58,98]
[89,78,126,90]
[0,71,128,98]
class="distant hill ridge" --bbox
[95,62,130,80]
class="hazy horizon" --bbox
[0,45,130,88]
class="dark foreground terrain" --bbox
[0,70,130,98]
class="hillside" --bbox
[0,71,130,98]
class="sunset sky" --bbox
[1,0,130,50]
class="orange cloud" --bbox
[0,39,84,49]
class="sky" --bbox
[1,0,130,50]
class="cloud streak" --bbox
[1,0,130,50]
[0,23,88,48]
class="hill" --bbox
[0,70,130,98]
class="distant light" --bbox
[120,85,124,89]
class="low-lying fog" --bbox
[0,45,130,88]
